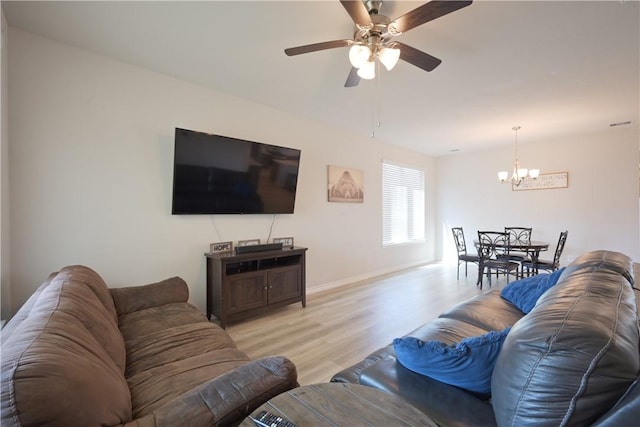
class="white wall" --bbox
[6,29,436,315]
[1,9,10,322]
[436,125,640,265]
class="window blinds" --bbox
[382,161,425,246]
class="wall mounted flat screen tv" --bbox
[171,128,301,214]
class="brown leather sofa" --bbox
[1,265,298,427]
[332,250,640,426]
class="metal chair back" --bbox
[505,227,532,246]
[552,231,569,267]
[477,231,510,260]
[452,227,468,255]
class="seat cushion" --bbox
[439,289,525,331]
[127,347,252,417]
[124,321,238,376]
[118,300,251,418]
[359,357,497,427]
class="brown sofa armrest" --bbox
[110,277,189,315]
[121,356,298,427]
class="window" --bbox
[382,161,425,246]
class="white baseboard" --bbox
[308,261,436,295]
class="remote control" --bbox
[249,410,298,427]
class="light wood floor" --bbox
[226,262,508,385]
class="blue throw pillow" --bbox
[501,267,565,314]
[393,327,511,396]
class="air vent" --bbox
[610,121,632,127]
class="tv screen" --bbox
[171,128,301,214]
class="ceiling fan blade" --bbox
[395,42,442,72]
[340,0,372,28]
[391,1,472,34]
[285,39,352,56]
[344,67,361,88]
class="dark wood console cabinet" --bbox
[205,247,307,328]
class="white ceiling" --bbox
[3,0,639,156]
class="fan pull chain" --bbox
[371,62,382,139]
[370,73,376,138]
[376,61,382,129]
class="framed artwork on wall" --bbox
[512,172,569,191]
[327,165,364,203]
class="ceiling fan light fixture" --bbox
[285,1,473,88]
[349,44,371,69]
[357,60,376,79]
[379,47,400,71]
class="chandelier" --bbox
[498,126,540,186]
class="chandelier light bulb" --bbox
[357,60,376,79]
[529,169,540,179]
[378,47,400,71]
[349,45,371,69]
[498,171,509,182]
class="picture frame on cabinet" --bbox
[237,239,261,247]
[273,237,294,249]
[209,241,233,254]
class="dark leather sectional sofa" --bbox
[332,250,640,426]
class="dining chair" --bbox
[504,226,533,275]
[476,231,520,289]
[504,227,532,259]
[522,230,568,276]
[451,227,480,280]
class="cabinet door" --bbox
[227,271,267,314]
[267,265,302,304]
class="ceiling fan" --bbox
[284,0,472,87]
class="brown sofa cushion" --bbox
[1,266,131,426]
[118,299,250,418]
[110,276,189,315]
[0,272,56,344]
[128,347,252,417]
[123,356,298,427]
[118,300,238,377]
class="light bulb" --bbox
[357,61,376,79]
[349,45,371,69]
[498,171,509,182]
[529,169,540,179]
[379,47,400,71]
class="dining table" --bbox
[473,239,549,261]
[473,238,550,283]
[503,240,550,263]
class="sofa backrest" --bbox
[491,250,639,426]
[1,265,132,427]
